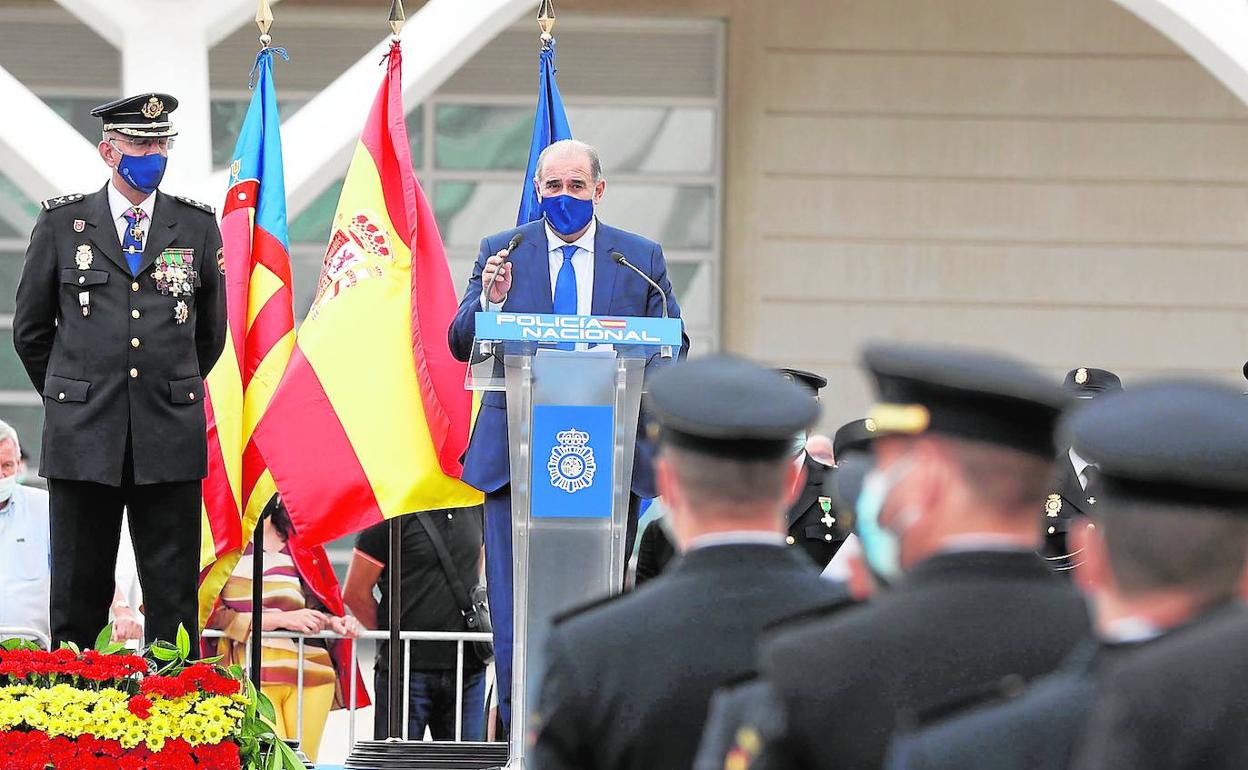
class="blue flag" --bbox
[517,42,573,226]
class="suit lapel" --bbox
[591,220,619,315]
[138,192,179,277]
[519,221,554,313]
[787,456,823,527]
[83,186,129,274]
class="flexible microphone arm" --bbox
[612,251,673,359]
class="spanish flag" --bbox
[251,40,481,547]
[197,47,294,624]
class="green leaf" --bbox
[276,739,304,770]
[1,638,23,651]
[150,646,178,662]
[175,624,191,658]
[256,689,278,723]
[63,641,80,654]
[94,624,113,652]
[102,642,127,656]
[229,663,244,679]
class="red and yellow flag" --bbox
[251,40,481,546]
[197,48,294,624]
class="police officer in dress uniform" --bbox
[722,344,1090,770]
[13,94,226,649]
[885,379,1248,770]
[634,368,853,585]
[530,355,849,770]
[1043,367,1121,572]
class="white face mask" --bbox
[0,474,18,504]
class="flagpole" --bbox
[248,0,275,702]
[385,0,407,741]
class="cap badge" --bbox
[173,300,189,325]
[73,219,85,233]
[74,244,94,270]
[864,417,878,433]
[1075,368,1089,385]
[141,97,164,119]
[1045,493,1062,517]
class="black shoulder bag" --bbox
[414,512,494,665]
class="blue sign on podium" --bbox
[530,405,615,519]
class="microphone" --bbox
[612,251,673,359]
[480,233,523,358]
[483,232,523,308]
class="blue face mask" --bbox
[541,193,594,236]
[854,456,918,585]
[114,147,167,195]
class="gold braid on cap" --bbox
[866,403,930,435]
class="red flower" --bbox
[128,693,154,720]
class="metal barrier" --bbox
[202,628,493,751]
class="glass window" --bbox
[41,96,105,144]
[435,104,715,175]
[0,405,44,476]
[210,98,309,168]
[434,181,713,251]
[0,331,29,391]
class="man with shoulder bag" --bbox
[345,506,488,740]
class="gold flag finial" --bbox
[256,0,274,46]
[537,0,556,43]
[389,0,406,37]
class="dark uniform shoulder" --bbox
[170,195,216,215]
[762,593,857,637]
[895,673,1028,733]
[550,591,629,627]
[41,193,86,211]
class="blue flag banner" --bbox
[531,405,615,519]
[517,42,573,225]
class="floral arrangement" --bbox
[0,626,303,770]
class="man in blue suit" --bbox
[447,139,688,727]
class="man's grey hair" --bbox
[0,419,19,456]
[534,139,603,184]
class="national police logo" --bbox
[548,428,596,493]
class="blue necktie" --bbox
[122,207,146,276]
[552,244,579,350]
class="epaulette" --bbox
[41,193,85,210]
[550,592,627,627]
[171,195,215,214]
[895,673,1027,733]
[761,594,858,637]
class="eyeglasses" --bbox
[110,136,175,151]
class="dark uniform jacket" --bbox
[531,543,849,770]
[758,550,1091,769]
[1042,453,1095,571]
[13,185,226,485]
[786,454,847,568]
[1071,608,1248,770]
[634,455,848,586]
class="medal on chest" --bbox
[152,248,197,297]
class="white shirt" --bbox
[687,531,788,551]
[0,485,51,645]
[483,219,597,313]
[1069,447,1094,491]
[107,180,156,246]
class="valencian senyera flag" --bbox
[517,38,572,225]
[196,46,294,625]
[251,40,482,547]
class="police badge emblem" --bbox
[75,244,94,270]
[73,219,85,233]
[173,300,189,325]
[547,428,596,493]
[1045,493,1063,518]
